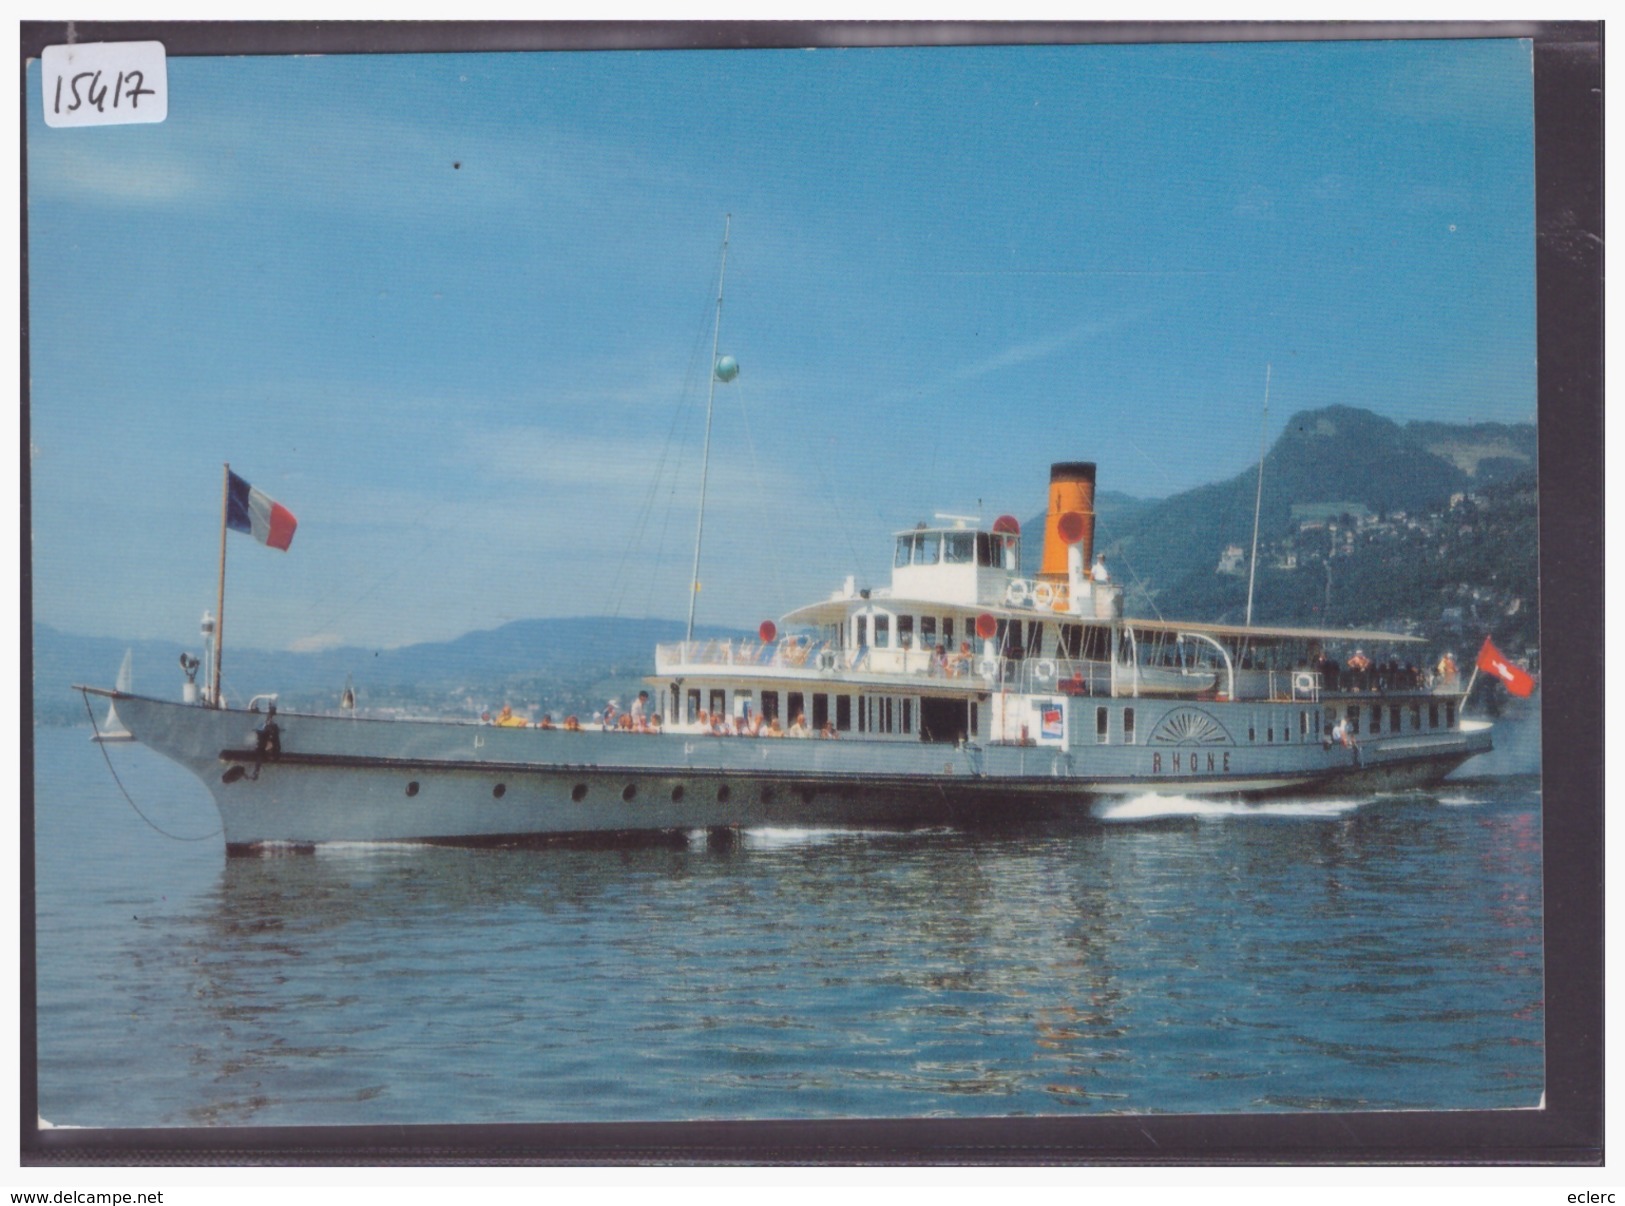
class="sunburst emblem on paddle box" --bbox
[1148,707,1234,746]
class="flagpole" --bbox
[215,462,230,708]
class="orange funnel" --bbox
[1039,461,1095,580]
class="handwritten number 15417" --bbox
[53,69,155,115]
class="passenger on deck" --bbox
[709,713,729,737]
[950,641,973,675]
[789,713,811,738]
[1436,652,1459,686]
[647,714,662,733]
[933,643,949,675]
[538,714,555,730]
[630,691,650,730]
[1347,649,1372,691]
[767,716,785,737]
[747,713,765,737]
[601,701,618,731]
[1091,553,1110,583]
[564,715,581,732]
[820,721,837,739]
[495,704,527,728]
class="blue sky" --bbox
[26,38,1537,652]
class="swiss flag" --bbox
[1477,637,1536,697]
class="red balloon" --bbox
[1057,510,1087,544]
[975,612,997,640]
[758,620,778,643]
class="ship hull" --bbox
[92,691,1493,853]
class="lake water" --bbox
[31,724,1544,1127]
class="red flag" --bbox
[1477,637,1536,697]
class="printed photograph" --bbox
[25,27,1554,1141]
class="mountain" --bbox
[32,617,737,726]
[1094,405,1534,601]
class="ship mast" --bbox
[1244,363,1271,629]
[686,215,734,644]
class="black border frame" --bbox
[19,19,1603,1166]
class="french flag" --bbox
[226,470,298,551]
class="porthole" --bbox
[717,784,732,804]
[405,781,420,797]
[571,783,588,802]
[622,783,638,803]
[493,783,507,799]
[670,785,685,803]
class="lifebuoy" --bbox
[1032,582,1055,607]
[1033,659,1057,683]
[1293,671,1317,694]
[975,658,998,678]
[1005,579,1031,606]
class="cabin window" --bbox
[836,695,852,732]
[1445,701,1455,728]
[1410,703,1422,731]
[1000,535,1019,570]
[898,615,914,650]
[921,616,937,649]
[856,615,869,648]
[687,689,701,724]
[1390,704,1402,732]
[709,689,726,718]
[970,701,980,737]
[1370,705,1382,735]
[1248,722,1256,743]
[1300,710,1310,738]
[895,535,913,568]
[874,615,890,648]
[1123,707,1136,744]
[761,691,780,722]
[976,532,993,566]
[735,691,753,722]
[1026,621,1044,658]
[858,697,867,733]
[946,532,974,564]
[1428,702,1440,729]
[788,692,804,726]
[1266,722,1274,743]
[943,617,955,650]
[1061,624,1083,659]
[812,694,829,729]
[914,533,940,565]
[902,699,913,734]
[1346,705,1360,735]
[1096,706,1108,744]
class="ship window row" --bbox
[894,530,1017,570]
[683,687,856,731]
[1094,706,1136,744]
[855,611,1110,661]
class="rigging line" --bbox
[731,377,793,613]
[810,436,869,591]
[603,285,718,621]
[80,692,221,842]
[1092,515,1166,627]
[635,302,720,619]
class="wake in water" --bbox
[723,825,958,850]
[1093,792,1373,822]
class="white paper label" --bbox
[41,41,168,128]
